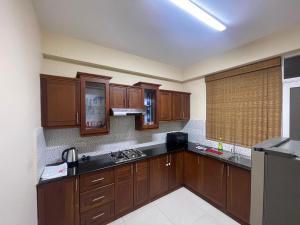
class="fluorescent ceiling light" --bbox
[169,0,226,31]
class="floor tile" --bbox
[155,188,206,225]
[192,214,222,225]
[107,217,125,225]
[122,202,154,221]
[124,207,172,225]
[108,187,240,225]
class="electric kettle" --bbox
[62,147,78,167]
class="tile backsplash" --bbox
[37,117,251,181]
[43,116,186,164]
[182,120,251,157]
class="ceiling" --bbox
[34,0,300,68]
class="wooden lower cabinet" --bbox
[227,165,251,224]
[168,151,184,190]
[149,151,184,199]
[37,177,79,225]
[134,160,149,208]
[202,157,227,208]
[149,154,169,199]
[80,202,114,225]
[38,151,251,225]
[115,164,134,216]
[184,151,203,194]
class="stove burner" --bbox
[110,149,146,164]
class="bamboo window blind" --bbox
[205,57,282,147]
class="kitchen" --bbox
[2,1,300,225]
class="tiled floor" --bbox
[108,187,240,225]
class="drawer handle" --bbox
[92,213,105,220]
[91,177,104,183]
[92,196,105,202]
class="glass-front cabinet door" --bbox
[134,82,160,130]
[77,72,111,136]
[144,89,156,126]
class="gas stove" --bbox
[110,149,146,164]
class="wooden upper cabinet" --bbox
[227,165,251,224]
[127,87,143,109]
[77,72,112,136]
[37,177,79,225]
[134,82,161,130]
[202,157,227,209]
[172,92,182,120]
[172,92,191,121]
[115,164,134,217]
[40,75,80,128]
[110,84,143,109]
[134,160,149,208]
[110,85,126,108]
[159,91,172,121]
[182,93,190,120]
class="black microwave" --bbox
[166,132,188,148]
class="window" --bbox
[205,57,282,147]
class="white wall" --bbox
[0,0,41,225]
[42,31,183,81]
[41,58,184,91]
[184,25,300,80]
[182,78,206,120]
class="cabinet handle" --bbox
[76,112,79,125]
[183,112,185,118]
[92,196,105,202]
[75,178,78,191]
[227,165,229,177]
[124,98,126,107]
[92,213,104,220]
[169,155,172,166]
[91,177,104,183]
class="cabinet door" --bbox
[110,85,126,108]
[168,151,184,190]
[127,87,143,109]
[41,75,80,128]
[134,83,160,130]
[37,177,79,225]
[134,160,149,208]
[149,155,169,199]
[159,91,172,121]
[115,164,134,216]
[79,76,110,136]
[227,165,251,224]
[181,93,190,120]
[202,157,227,208]
[184,152,203,194]
[172,92,182,120]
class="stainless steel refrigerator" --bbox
[251,137,300,225]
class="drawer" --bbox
[115,164,133,183]
[80,202,114,225]
[80,184,114,212]
[80,169,114,193]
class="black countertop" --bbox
[38,142,251,185]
